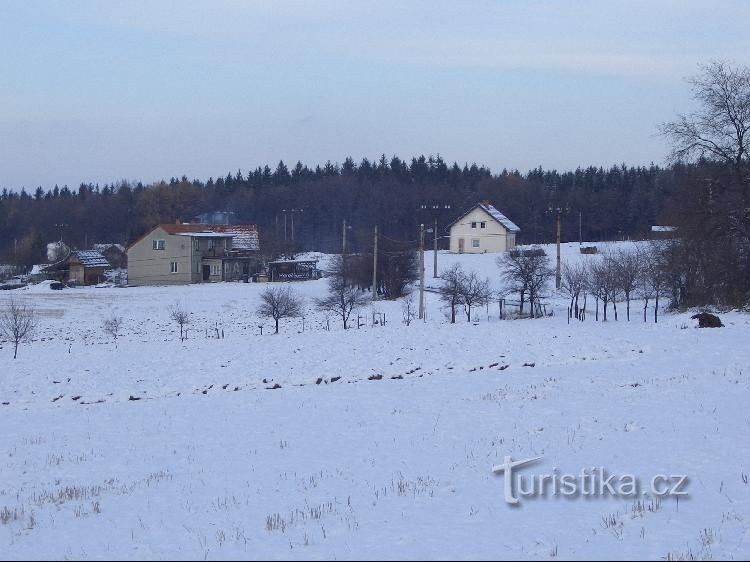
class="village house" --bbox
[127,223,261,286]
[447,201,520,253]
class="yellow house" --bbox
[448,201,520,253]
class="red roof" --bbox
[158,223,256,235]
[129,223,259,250]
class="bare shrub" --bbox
[0,298,38,359]
[257,285,304,334]
[401,293,416,326]
[102,313,124,349]
[437,264,465,324]
[458,270,491,322]
[167,302,191,341]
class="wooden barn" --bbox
[67,250,110,285]
[267,260,320,282]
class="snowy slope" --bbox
[0,243,748,560]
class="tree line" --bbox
[1,157,682,268]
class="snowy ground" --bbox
[1,243,749,560]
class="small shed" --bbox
[267,260,320,282]
[68,250,110,285]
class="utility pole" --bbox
[54,223,68,244]
[419,223,425,320]
[547,201,565,290]
[342,219,347,255]
[579,211,582,245]
[556,211,562,289]
[433,218,438,278]
[287,208,303,242]
[372,225,378,301]
[282,210,288,242]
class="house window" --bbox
[480,222,486,228]
[471,222,477,228]
[170,261,179,274]
[193,239,200,252]
[211,264,220,276]
[472,239,480,248]
[153,239,166,250]
[208,239,215,250]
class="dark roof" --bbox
[447,201,520,233]
[71,250,110,268]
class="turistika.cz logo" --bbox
[492,456,689,505]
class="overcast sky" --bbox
[1,0,749,190]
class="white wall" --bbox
[449,208,515,253]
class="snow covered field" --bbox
[1,243,749,560]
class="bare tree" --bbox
[257,285,304,334]
[561,261,587,322]
[458,270,491,322]
[661,61,749,173]
[437,264,465,324]
[660,62,750,308]
[102,313,124,349]
[0,298,38,359]
[315,259,366,329]
[499,248,553,318]
[587,258,617,322]
[168,302,191,341]
[612,249,641,321]
[639,242,670,323]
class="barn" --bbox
[67,250,111,285]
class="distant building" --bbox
[44,249,110,285]
[127,223,261,286]
[651,225,678,239]
[267,260,320,282]
[193,211,236,225]
[67,250,110,285]
[0,265,17,282]
[447,201,520,253]
[93,243,128,269]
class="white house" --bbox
[448,202,520,253]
